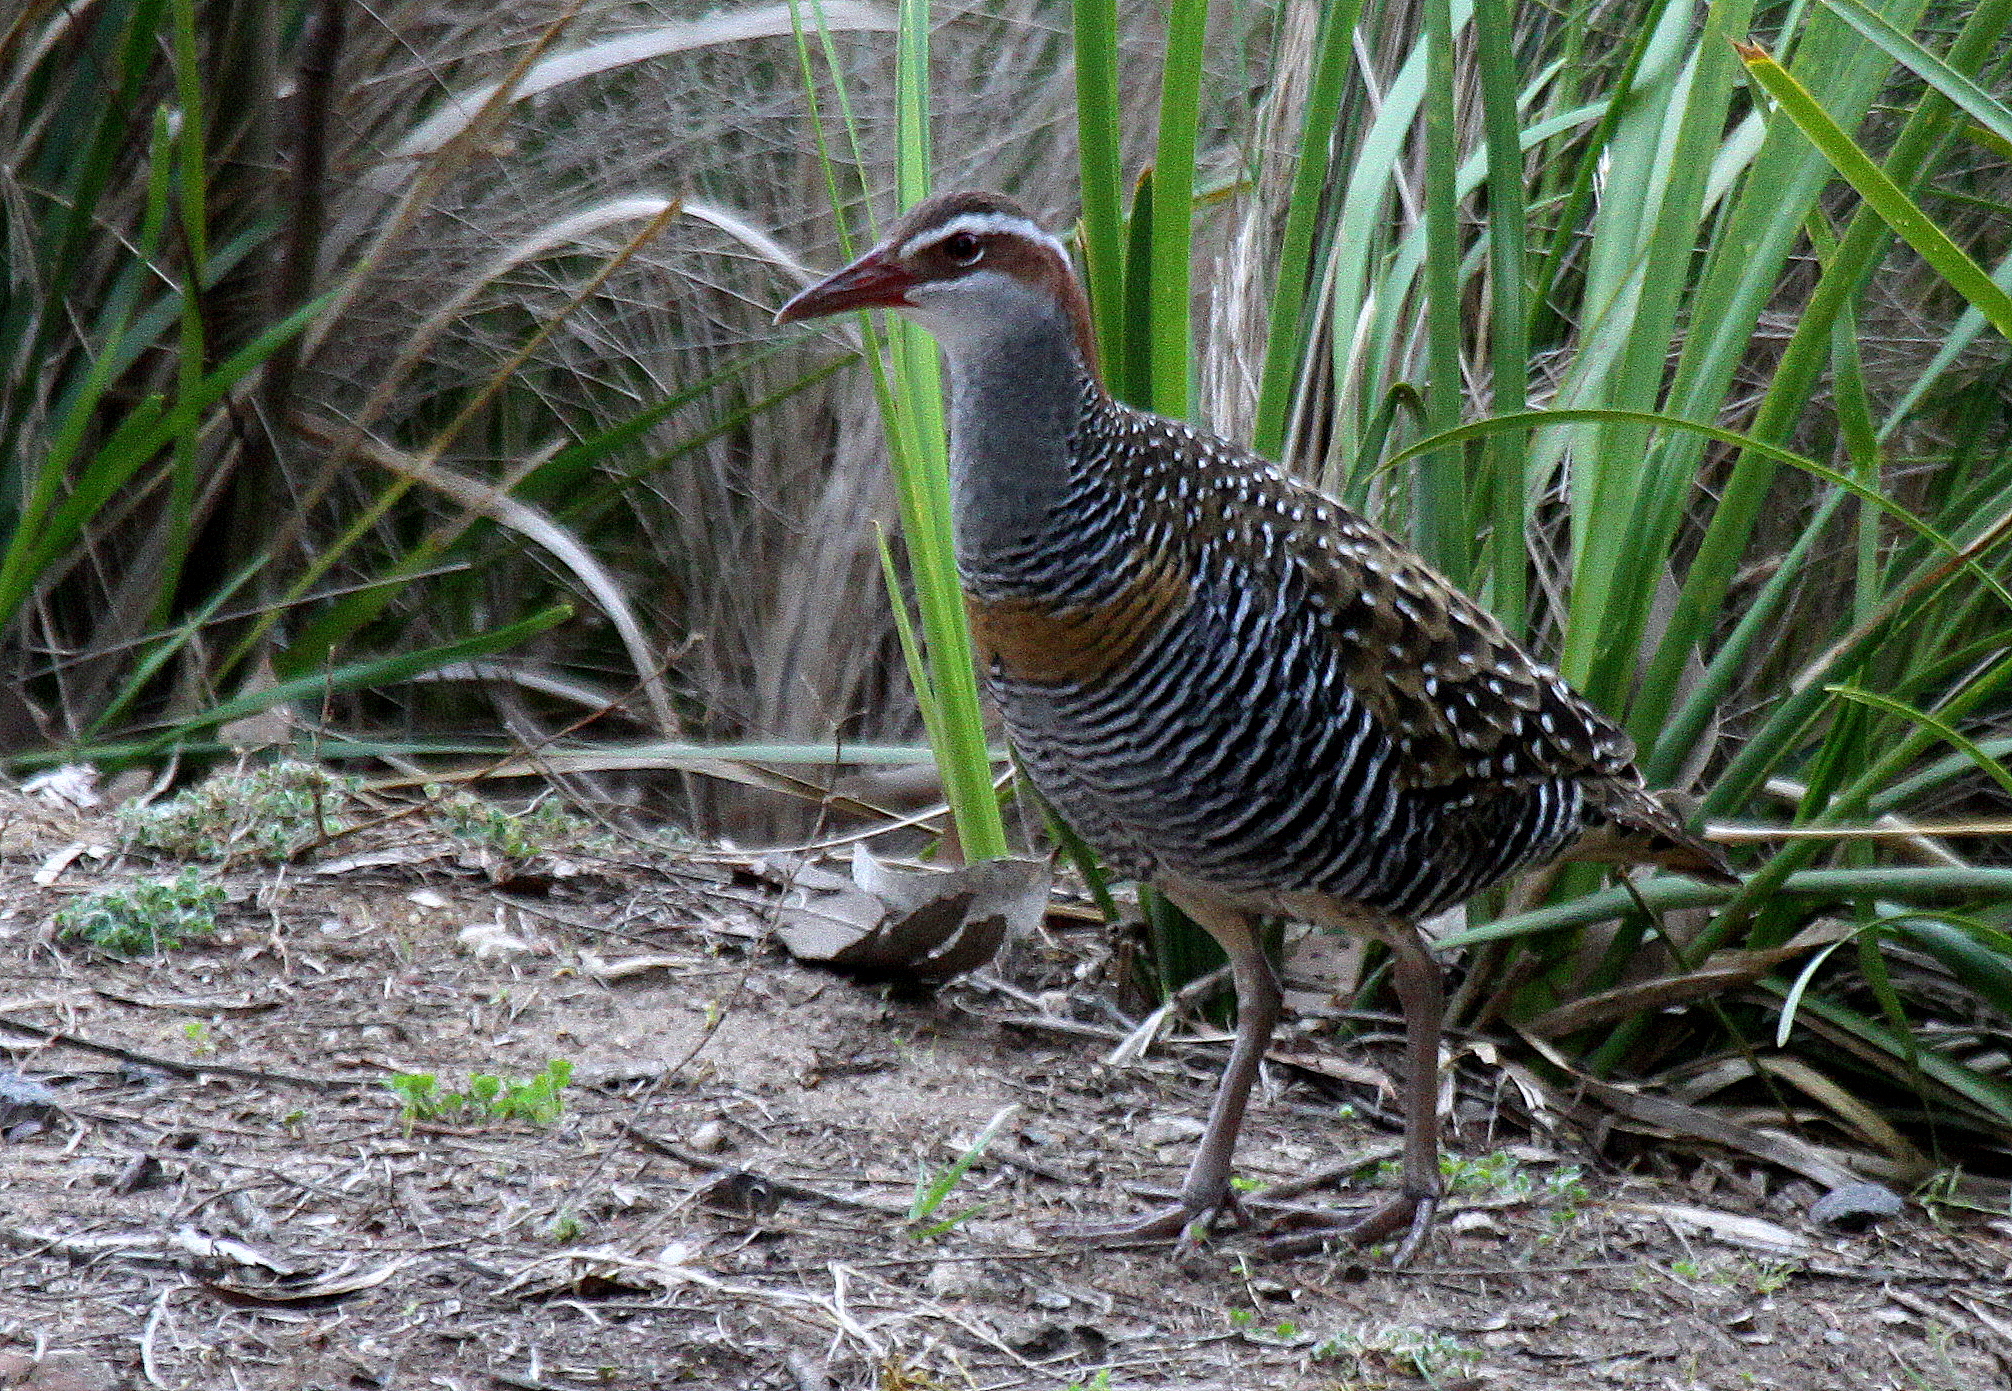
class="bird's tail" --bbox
[1570,780,1739,884]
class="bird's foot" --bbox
[1046,1186,1253,1250]
[1262,1191,1439,1267]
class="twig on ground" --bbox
[619,1122,908,1215]
[0,1015,372,1090]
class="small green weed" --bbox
[1064,1373,1112,1391]
[55,869,223,954]
[118,761,357,862]
[907,1103,1017,1236]
[1747,1258,1799,1295]
[1669,1255,1801,1294]
[1227,1308,1301,1341]
[431,787,592,858]
[1543,1165,1592,1205]
[1376,1151,1591,1226]
[1311,1324,1480,1380]
[1445,1149,1523,1195]
[386,1059,574,1129]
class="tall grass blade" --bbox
[870,0,1009,860]
[908,1103,1018,1226]
[1251,0,1359,460]
[1736,39,2012,339]
[1814,0,2012,146]
[1415,0,1468,582]
[1073,0,1126,355]
[1146,0,1207,421]
[1468,0,1528,629]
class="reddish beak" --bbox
[774,249,915,325]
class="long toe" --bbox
[1386,1193,1439,1267]
[1261,1192,1432,1262]
[1045,1197,1228,1247]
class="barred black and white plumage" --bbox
[969,383,1631,921]
[776,190,1737,1264]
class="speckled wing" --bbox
[1289,492,1634,792]
[1126,411,1637,795]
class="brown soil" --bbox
[2,784,2008,1391]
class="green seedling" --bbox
[1670,1255,1801,1294]
[431,786,593,858]
[386,1059,574,1130]
[118,761,357,862]
[55,869,223,954]
[1227,1309,1301,1341]
[1375,1151,1591,1226]
[1747,1258,1799,1295]
[907,1103,1017,1236]
[1311,1324,1481,1380]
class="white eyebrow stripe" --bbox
[899,211,1069,262]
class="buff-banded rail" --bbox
[776,191,1736,1264]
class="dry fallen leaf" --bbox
[1613,1200,1811,1255]
[202,1257,411,1308]
[579,951,685,981]
[457,922,536,958]
[170,1226,297,1274]
[772,848,1049,982]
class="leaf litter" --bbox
[0,780,2008,1389]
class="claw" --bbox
[1047,1204,1201,1246]
[1045,1190,1241,1248]
[1260,1191,1438,1265]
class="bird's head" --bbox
[775,191,1099,375]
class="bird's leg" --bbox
[1352,924,1444,1262]
[1057,897,1280,1245]
[1266,915,1444,1265]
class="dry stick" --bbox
[0,1015,369,1090]
[841,1265,1093,1387]
[1247,1143,1405,1205]
[138,1288,170,1389]
[617,1126,904,1216]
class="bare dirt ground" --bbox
[3,780,2009,1391]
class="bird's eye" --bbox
[941,232,984,265]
